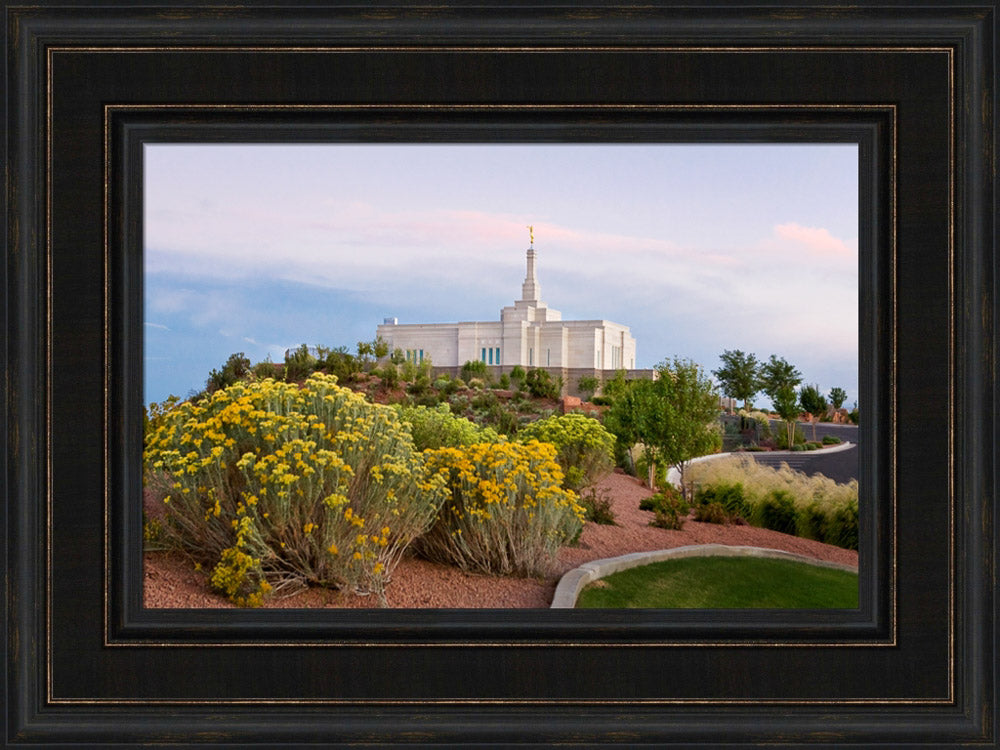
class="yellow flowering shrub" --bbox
[144,373,448,606]
[416,441,586,576]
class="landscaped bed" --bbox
[575,555,859,609]
[144,469,859,609]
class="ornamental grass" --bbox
[686,455,859,549]
[144,373,449,606]
[416,441,586,577]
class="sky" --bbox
[144,143,859,409]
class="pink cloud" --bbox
[774,223,854,257]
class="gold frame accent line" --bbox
[103,101,895,651]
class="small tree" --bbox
[798,383,828,440]
[712,349,761,412]
[760,354,802,402]
[828,386,848,410]
[772,384,800,449]
[609,358,721,498]
[577,375,599,401]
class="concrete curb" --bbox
[665,441,855,488]
[550,544,859,608]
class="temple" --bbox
[376,234,639,387]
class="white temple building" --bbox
[376,235,638,376]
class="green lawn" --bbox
[575,556,858,609]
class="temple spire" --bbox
[521,229,540,302]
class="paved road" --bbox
[743,442,858,485]
[722,417,859,483]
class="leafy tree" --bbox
[828,386,848,410]
[606,358,721,498]
[577,375,599,401]
[356,337,389,371]
[772,384,800,449]
[207,352,252,393]
[798,383,828,440]
[712,349,761,411]
[760,354,802,400]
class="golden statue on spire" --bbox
[527,225,534,246]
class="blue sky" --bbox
[144,143,859,409]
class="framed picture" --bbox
[5,1,996,746]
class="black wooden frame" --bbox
[5,2,997,747]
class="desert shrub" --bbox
[509,365,526,386]
[416,441,585,576]
[693,502,731,525]
[467,377,486,390]
[460,359,489,384]
[577,375,599,401]
[207,352,252,393]
[395,403,500,451]
[143,373,449,606]
[822,434,842,445]
[516,413,615,491]
[578,487,617,525]
[283,344,317,383]
[640,486,688,529]
[525,368,561,399]
[320,346,362,383]
[251,359,282,381]
[378,364,399,389]
[406,373,432,396]
[497,373,511,389]
[755,489,798,534]
[686,455,859,549]
[694,481,750,521]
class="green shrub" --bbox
[755,489,798,534]
[395,403,500,451]
[320,346,362,383]
[824,499,859,550]
[776,424,806,449]
[578,487,617,525]
[822,434,842,445]
[497,373,511,389]
[805,442,821,450]
[460,359,489,384]
[516,413,615,491]
[577,375,599,401]
[693,502,731,525]
[207,352,252,393]
[796,502,828,543]
[283,344,317,383]
[143,373,448,606]
[525,368,561,399]
[416,442,585,576]
[695,481,750,521]
[591,395,613,406]
[378,364,399,389]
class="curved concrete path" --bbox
[550,543,858,608]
